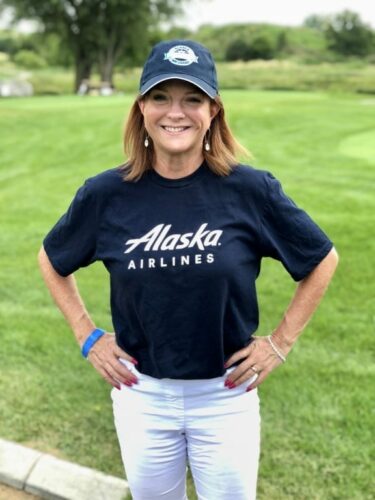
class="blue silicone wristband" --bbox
[81,328,105,358]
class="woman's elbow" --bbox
[329,246,339,269]
[38,245,56,276]
[37,245,48,268]
[317,246,339,280]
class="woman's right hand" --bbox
[87,332,139,390]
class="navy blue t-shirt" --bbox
[43,163,333,379]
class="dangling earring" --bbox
[144,133,149,148]
[204,129,211,152]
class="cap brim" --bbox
[140,74,217,99]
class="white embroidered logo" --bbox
[164,45,199,66]
[124,223,222,253]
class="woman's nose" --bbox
[166,101,185,119]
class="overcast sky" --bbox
[1,0,374,32]
[179,0,375,29]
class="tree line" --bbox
[194,11,374,63]
[0,0,186,90]
[0,1,374,92]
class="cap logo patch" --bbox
[164,45,199,66]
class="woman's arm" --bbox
[224,247,339,390]
[271,246,339,354]
[38,246,139,389]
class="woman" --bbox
[38,39,338,499]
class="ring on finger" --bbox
[250,365,259,373]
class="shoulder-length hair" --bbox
[120,94,250,182]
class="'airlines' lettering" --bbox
[127,253,215,270]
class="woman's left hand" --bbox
[224,336,287,391]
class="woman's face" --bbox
[138,80,218,162]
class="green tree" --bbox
[225,35,275,62]
[225,39,249,61]
[1,1,96,88]
[324,10,374,57]
[247,35,274,60]
[0,29,20,55]
[0,0,185,90]
[94,0,184,85]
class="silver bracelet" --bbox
[267,335,286,363]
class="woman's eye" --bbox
[151,93,167,101]
[187,96,203,103]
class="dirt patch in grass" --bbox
[0,484,40,500]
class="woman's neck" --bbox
[153,152,204,179]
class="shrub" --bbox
[0,51,9,63]
[0,30,20,55]
[225,36,275,61]
[13,50,47,69]
[225,39,250,61]
[247,36,275,60]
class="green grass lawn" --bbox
[0,90,374,499]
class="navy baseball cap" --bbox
[139,39,218,99]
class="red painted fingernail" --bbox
[116,385,121,390]
[132,358,138,365]
[246,387,253,392]
[124,381,132,387]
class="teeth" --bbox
[163,126,187,132]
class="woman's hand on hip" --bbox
[224,336,285,392]
[87,333,139,390]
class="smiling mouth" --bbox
[161,126,191,133]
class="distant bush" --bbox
[247,36,275,60]
[226,39,250,61]
[13,50,47,69]
[28,68,74,94]
[0,51,9,63]
[0,30,20,55]
[226,36,275,61]
[11,61,375,96]
[215,60,375,94]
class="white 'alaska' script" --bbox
[124,223,223,253]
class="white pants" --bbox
[111,359,261,500]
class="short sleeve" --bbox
[260,173,333,281]
[43,179,98,276]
